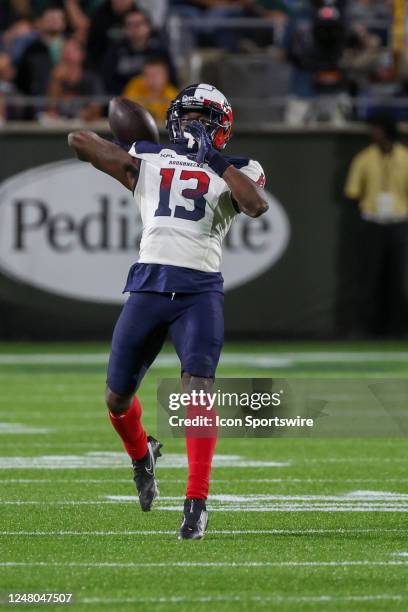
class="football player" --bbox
[68,83,268,540]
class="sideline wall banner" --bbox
[0,129,370,339]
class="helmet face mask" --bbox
[167,83,233,151]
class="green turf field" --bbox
[0,342,408,611]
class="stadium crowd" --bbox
[0,0,404,124]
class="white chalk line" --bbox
[0,354,110,365]
[0,528,405,537]
[2,478,408,484]
[307,457,408,463]
[158,505,408,513]
[3,502,408,512]
[2,490,408,501]
[1,452,408,471]
[2,560,408,568]
[78,594,407,605]
[0,444,123,450]
[1,350,408,368]
[0,443,116,449]
[107,492,408,502]
[0,423,51,434]
[0,397,100,404]
[4,490,408,512]
[0,451,406,470]
[0,452,290,470]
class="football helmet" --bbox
[166,83,233,150]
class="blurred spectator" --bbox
[11,0,33,16]
[4,1,100,20]
[0,52,22,122]
[396,49,408,101]
[309,3,345,94]
[282,4,314,96]
[101,8,176,95]
[346,0,388,21]
[346,0,391,46]
[170,0,252,13]
[0,1,50,26]
[16,7,66,97]
[64,0,91,44]
[12,1,65,18]
[344,115,408,336]
[137,0,168,29]
[87,0,136,68]
[47,37,104,121]
[282,3,315,123]
[283,0,348,123]
[0,3,21,30]
[0,20,35,64]
[7,1,99,42]
[340,24,381,99]
[199,1,255,52]
[250,0,290,47]
[170,0,256,52]
[123,57,177,124]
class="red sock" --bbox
[109,396,148,461]
[185,402,218,500]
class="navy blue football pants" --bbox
[107,291,224,396]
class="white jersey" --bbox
[129,141,265,273]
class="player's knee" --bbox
[181,372,213,394]
[105,387,132,415]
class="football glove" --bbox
[185,120,230,177]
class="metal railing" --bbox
[0,95,407,132]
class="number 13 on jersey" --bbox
[154,168,210,222]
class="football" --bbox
[108,97,160,146]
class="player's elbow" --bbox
[245,197,269,218]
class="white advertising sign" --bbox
[0,160,290,303]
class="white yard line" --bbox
[0,528,405,536]
[0,397,100,403]
[107,492,408,502]
[0,444,114,449]
[158,505,408,512]
[306,457,408,463]
[0,490,408,512]
[2,478,408,484]
[4,502,408,512]
[1,561,408,568]
[0,452,290,470]
[0,354,109,365]
[0,423,51,434]
[80,594,405,605]
[0,479,136,483]
[0,351,407,366]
